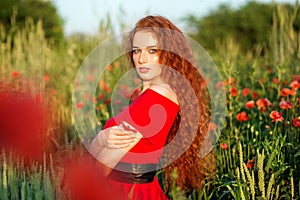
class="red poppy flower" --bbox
[252,91,258,99]
[76,101,85,109]
[242,88,250,96]
[229,77,235,85]
[279,101,293,109]
[292,74,300,81]
[222,80,228,87]
[107,65,113,71]
[115,99,122,105]
[209,122,217,131]
[113,61,121,67]
[201,80,207,88]
[220,143,228,150]
[272,78,279,84]
[236,111,250,122]
[35,94,42,104]
[11,70,19,78]
[293,117,300,127]
[215,81,224,89]
[43,74,50,82]
[246,159,255,169]
[256,98,272,112]
[290,80,300,90]
[62,155,126,200]
[99,80,112,93]
[93,97,97,103]
[0,89,53,164]
[270,111,284,122]
[280,88,296,96]
[231,87,238,97]
[87,74,94,82]
[98,94,105,100]
[245,100,255,109]
[84,93,90,100]
[0,93,9,99]
[105,98,111,105]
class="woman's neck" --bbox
[141,81,169,93]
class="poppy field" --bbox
[0,8,300,200]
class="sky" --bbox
[53,0,297,35]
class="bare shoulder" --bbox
[149,84,179,105]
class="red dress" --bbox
[103,88,179,200]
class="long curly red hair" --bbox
[126,15,215,192]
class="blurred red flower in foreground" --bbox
[246,159,255,169]
[61,152,125,200]
[0,88,52,163]
[293,118,300,127]
[270,111,284,122]
[236,111,250,122]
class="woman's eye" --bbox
[149,49,157,54]
[132,49,140,54]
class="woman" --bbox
[90,15,215,199]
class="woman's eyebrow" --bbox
[132,45,158,49]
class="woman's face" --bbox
[132,31,163,84]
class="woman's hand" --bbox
[100,125,138,149]
[90,121,143,172]
[90,121,142,155]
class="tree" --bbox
[183,1,300,54]
[0,0,64,43]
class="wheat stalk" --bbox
[258,150,266,198]
[266,173,275,200]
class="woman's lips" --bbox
[138,67,150,73]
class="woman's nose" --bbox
[138,51,147,64]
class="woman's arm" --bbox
[89,122,142,175]
[90,125,137,155]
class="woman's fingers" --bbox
[104,127,130,138]
[106,138,137,149]
[101,126,140,149]
[119,121,143,139]
[106,142,132,149]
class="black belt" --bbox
[109,162,157,184]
